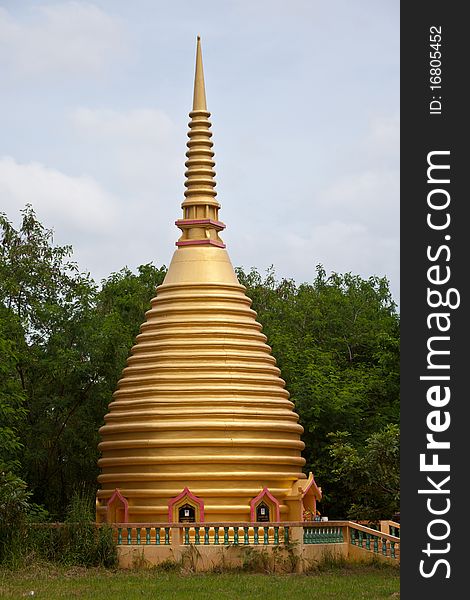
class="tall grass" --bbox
[62,492,116,567]
[0,492,117,569]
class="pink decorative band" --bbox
[175,218,226,230]
[176,239,226,248]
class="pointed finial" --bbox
[193,35,207,111]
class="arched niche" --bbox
[106,488,129,523]
[168,487,204,523]
[298,472,322,521]
[250,487,280,522]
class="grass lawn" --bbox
[0,564,399,599]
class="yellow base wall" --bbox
[117,543,351,572]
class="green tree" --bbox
[0,307,26,474]
[0,305,32,537]
[0,206,99,514]
[328,424,400,520]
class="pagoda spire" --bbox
[175,36,226,248]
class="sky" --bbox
[0,0,400,302]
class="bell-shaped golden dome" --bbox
[96,38,311,524]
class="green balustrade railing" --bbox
[243,526,249,545]
[303,526,344,544]
[113,521,397,561]
[263,526,269,545]
[390,525,400,538]
[348,523,398,561]
[168,524,290,547]
[116,526,171,546]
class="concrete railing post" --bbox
[170,526,181,561]
[379,520,389,534]
[289,525,304,574]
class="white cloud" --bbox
[0,2,129,76]
[227,113,400,301]
[69,107,181,193]
[71,107,174,145]
[286,221,398,279]
[318,168,399,235]
[367,114,400,148]
[234,219,398,284]
[0,156,118,234]
[361,114,400,170]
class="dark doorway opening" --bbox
[256,501,270,522]
[178,503,196,523]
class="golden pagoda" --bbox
[96,37,321,525]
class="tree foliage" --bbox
[328,424,400,520]
[0,308,26,474]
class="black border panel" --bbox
[401,3,466,596]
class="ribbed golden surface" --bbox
[183,109,217,207]
[97,247,306,522]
